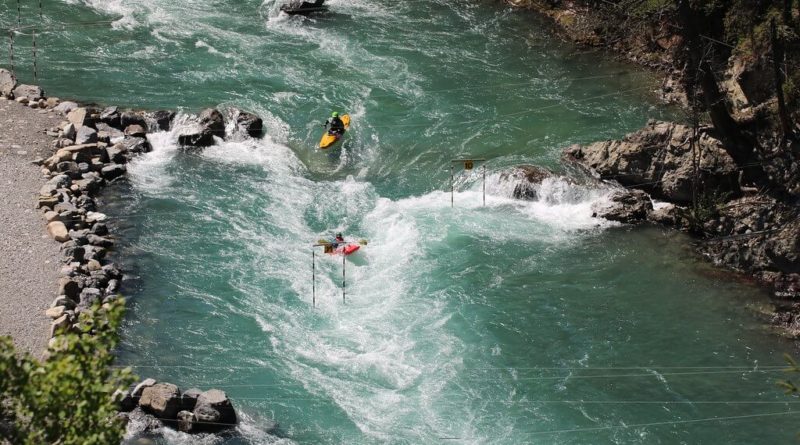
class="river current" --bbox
[2,0,798,443]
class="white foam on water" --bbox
[65,0,141,28]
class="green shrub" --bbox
[0,299,135,445]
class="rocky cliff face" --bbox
[564,120,741,205]
[563,122,800,335]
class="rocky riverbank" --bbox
[1,68,271,439]
[500,1,800,336]
[561,121,799,334]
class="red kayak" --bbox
[329,244,360,256]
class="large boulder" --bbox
[12,84,44,102]
[178,108,225,147]
[236,111,263,138]
[592,189,653,224]
[564,120,741,205]
[192,389,236,432]
[0,68,16,98]
[139,383,182,420]
[499,165,559,200]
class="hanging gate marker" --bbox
[449,158,488,207]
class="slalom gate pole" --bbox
[483,164,486,206]
[312,250,316,308]
[450,164,454,208]
[17,0,21,27]
[342,255,346,304]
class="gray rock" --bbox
[106,279,120,295]
[90,223,109,236]
[105,144,128,164]
[0,68,16,98]
[121,136,151,154]
[78,287,102,309]
[139,383,182,420]
[52,296,76,310]
[12,84,44,102]
[68,229,89,245]
[178,108,225,147]
[177,410,194,433]
[132,378,157,397]
[57,278,81,300]
[75,126,98,145]
[125,407,162,435]
[96,122,125,140]
[87,234,114,248]
[500,165,560,200]
[40,174,70,196]
[54,101,79,114]
[56,161,81,178]
[82,245,106,261]
[100,164,127,180]
[99,106,121,128]
[67,108,94,128]
[62,123,76,141]
[564,121,741,205]
[49,314,70,338]
[236,110,264,138]
[592,189,653,224]
[192,389,236,432]
[181,388,202,411]
[47,222,70,243]
[124,124,147,138]
[120,112,147,129]
[149,110,176,131]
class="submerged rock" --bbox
[499,165,559,200]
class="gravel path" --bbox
[0,97,63,357]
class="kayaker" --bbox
[331,233,345,248]
[324,112,345,136]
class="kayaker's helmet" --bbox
[331,112,339,118]
[336,233,343,238]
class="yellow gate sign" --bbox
[464,160,474,170]
[323,244,334,254]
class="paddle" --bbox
[314,239,368,247]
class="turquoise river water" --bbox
[3,0,800,443]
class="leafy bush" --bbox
[0,299,135,445]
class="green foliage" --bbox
[0,299,136,445]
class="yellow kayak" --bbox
[319,114,350,149]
